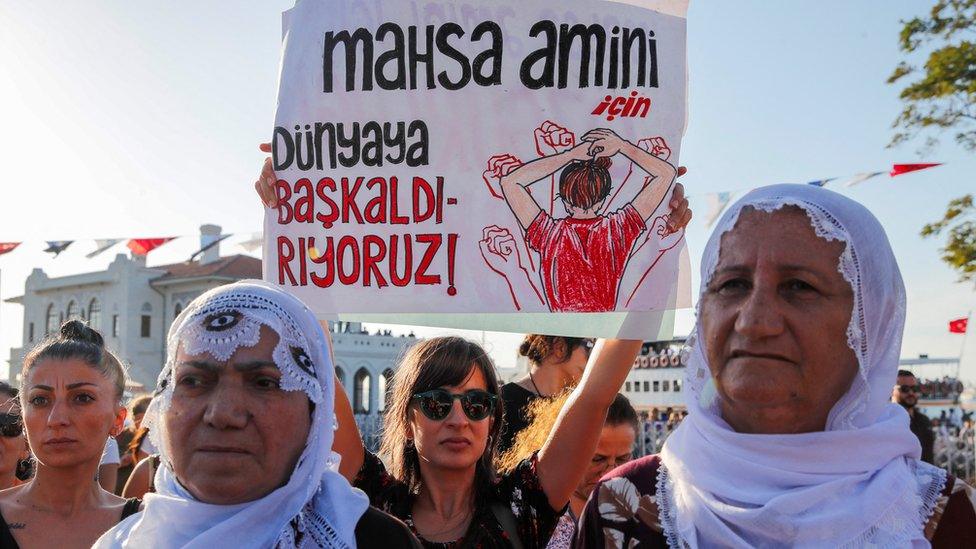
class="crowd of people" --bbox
[915,376,966,400]
[2,183,975,547]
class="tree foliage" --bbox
[921,194,976,284]
[888,0,976,150]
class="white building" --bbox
[6,226,417,414]
[620,338,687,411]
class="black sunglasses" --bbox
[411,389,497,421]
[0,414,23,438]
[897,385,920,394]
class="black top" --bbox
[355,506,423,548]
[354,450,563,548]
[498,382,540,453]
[0,498,141,549]
[909,408,935,464]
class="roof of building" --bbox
[150,254,262,285]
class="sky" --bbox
[1,1,974,381]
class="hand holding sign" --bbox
[482,154,523,199]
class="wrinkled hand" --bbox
[666,169,691,232]
[482,154,522,199]
[479,225,521,275]
[534,121,576,157]
[637,136,671,161]
[255,142,278,208]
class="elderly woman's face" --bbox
[700,207,857,434]
[166,325,311,505]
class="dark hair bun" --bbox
[60,320,105,347]
[591,156,612,169]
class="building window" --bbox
[335,367,346,387]
[634,382,640,392]
[140,315,151,338]
[354,369,371,413]
[643,381,650,391]
[112,315,120,337]
[46,304,58,335]
[174,303,183,319]
[653,381,660,392]
[66,301,79,320]
[625,381,631,392]
[673,379,681,392]
[379,369,394,412]
[663,380,670,392]
[88,299,101,331]
[28,323,34,343]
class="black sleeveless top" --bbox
[0,498,140,549]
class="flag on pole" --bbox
[704,192,733,228]
[44,241,73,257]
[949,317,968,334]
[0,243,20,256]
[842,171,884,187]
[890,163,942,177]
[86,239,123,258]
[128,238,175,256]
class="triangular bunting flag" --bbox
[86,239,123,259]
[890,163,942,177]
[128,238,175,256]
[239,233,263,253]
[842,172,884,187]
[949,317,969,334]
[188,234,231,262]
[0,243,20,256]
[805,178,836,187]
[704,192,733,228]
[44,241,74,257]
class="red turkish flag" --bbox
[889,163,942,177]
[949,318,968,334]
[127,238,175,256]
[0,242,20,256]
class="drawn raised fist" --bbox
[534,121,576,157]
[482,154,523,199]
[637,136,671,161]
[479,225,522,274]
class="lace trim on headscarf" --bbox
[278,499,352,549]
[656,463,683,549]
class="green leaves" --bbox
[921,194,976,284]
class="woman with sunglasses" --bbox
[333,335,644,547]
[497,336,593,453]
[0,383,30,490]
[0,321,139,549]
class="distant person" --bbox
[113,394,152,494]
[0,383,29,490]
[893,370,934,464]
[0,321,140,548]
[496,392,638,548]
[497,335,593,452]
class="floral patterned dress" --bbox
[575,455,976,548]
[354,451,563,548]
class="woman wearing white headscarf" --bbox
[577,185,976,547]
[94,280,419,548]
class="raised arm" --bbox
[535,339,642,510]
[622,141,678,221]
[501,143,591,230]
[320,321,366,481]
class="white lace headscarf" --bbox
[658,185,947,548]
[95,280,368,548]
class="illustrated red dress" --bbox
[526,205,646,311]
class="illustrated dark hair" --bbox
[22,320,126,403]
[380,337,502,498]
[558,156,612,210]
[518,334,590,366]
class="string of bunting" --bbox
[0,162,942,259]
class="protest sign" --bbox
[265,0,691,337]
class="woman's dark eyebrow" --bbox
[66,382,98,390]
[233,360,278,372]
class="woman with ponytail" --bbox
[0,320,139,549]
[499,128,682,311]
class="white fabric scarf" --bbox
[95,280,369,548]
[658,185,947,548]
